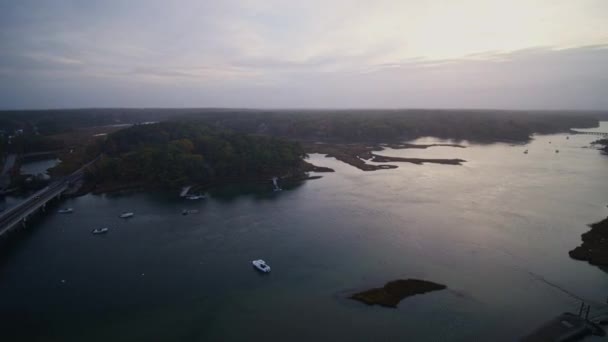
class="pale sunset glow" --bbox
[1,0,607,109]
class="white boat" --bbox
[186,194,206,200]
[119,212,134,218]
[272,177,282,192]
[252,259,271,273]
[91,227,109,234]
[181,209,199,215]
[180,186,192,197]
[58,208,74,214]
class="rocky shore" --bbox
[350,279,447,308]
[569,216,608,267]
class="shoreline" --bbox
[568,139,608,270]
[591,138,608,154]
[305,142,466,171]
[71,139,468,196]
[369,153,466,165]
[569,216,608,269]
[73,162,332,197]
[350,279,447,308]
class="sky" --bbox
[0,0,607,110]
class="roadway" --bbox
[0,156,98,239]
[0,181,70,238]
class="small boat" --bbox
[272,177,282,192]
[180,186,192,197]
[58,208,74,214]
[119,212,134,218]
[181,209,199,215]
[252,259,271,273]
[186,194,206,200]
[523,150,528,154]
[91,227,109,234]
[555,149,559,153]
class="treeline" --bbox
[0,108,182,136]
[0,108,603,143]
[7,135,65,154]
[177,110,600,143]
[87,122,305,188]
[0,133,65,155]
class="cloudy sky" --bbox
[1,0,607,110]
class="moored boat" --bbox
[252,259,271,273]
[272,177,282,192]
[180,186,192,197]
[119,212,134,218]
[58,208,74,214]
[186,194,206,200]
[91,227,109,234]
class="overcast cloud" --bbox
[1,0,607,109]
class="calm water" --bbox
[0,158,61,213]
[20,158,60,175]
[1,124,607,341]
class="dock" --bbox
[521,313,593,341]
[521,310,606,342]
[571,131,608,137]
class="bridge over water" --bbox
[0,157,98,242]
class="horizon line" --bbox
[1,106,608,113]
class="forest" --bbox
[1,108,604,145]
[86,121,306,189]
[178,109,602,143]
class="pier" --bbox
[522,302,607,341]
[571,131,608,136]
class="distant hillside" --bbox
[178,109,601,143]
[0,108,602,143]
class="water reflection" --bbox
[0,124,607,341]
[20,158,61,175]
[208,179,305,202]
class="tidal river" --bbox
[1,123,607,341]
